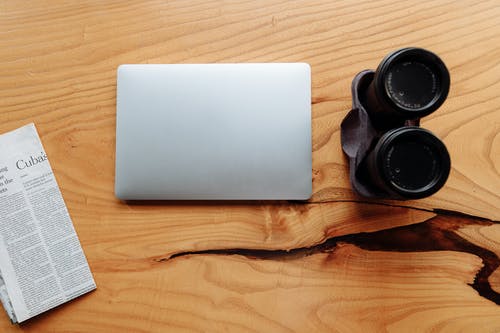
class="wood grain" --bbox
[457,224,500,294]
[0,0,498,219]
[0,0,499,332]
[3,229,500,332]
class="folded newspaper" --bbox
[0,124,96,323]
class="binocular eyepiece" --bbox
[341,47,451,200]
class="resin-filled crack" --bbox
[162,214,499,305]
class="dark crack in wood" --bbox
[166,215,500,305]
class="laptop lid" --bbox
[115,63,311,200]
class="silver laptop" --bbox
[115,63,311,200]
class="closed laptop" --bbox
[115,63,311,200]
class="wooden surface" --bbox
[0,1,499,332]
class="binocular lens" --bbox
[366,127,450,199]
[386,139,438,190]
[385,61,438,110]
[367,47,450,120]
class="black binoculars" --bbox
[341,47,451,200]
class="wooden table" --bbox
[1,1,499,332]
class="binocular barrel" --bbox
[365,47,450,121]
[365,127,451,199]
